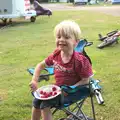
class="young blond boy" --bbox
[29,20,93,120]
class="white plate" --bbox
[33,85,61,100]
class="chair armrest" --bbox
[27,68,51,81]
[60,84,89,94]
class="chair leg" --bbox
[76,99,89,120]
[63,108,83,120]
[52,108,59,115]
[90,95,96,120]
[64,99,89,120]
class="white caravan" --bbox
[0,0,36,24]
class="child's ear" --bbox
[74,40,78,47]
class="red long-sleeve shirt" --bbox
[45,49,93,86]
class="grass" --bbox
[0,9,120,120]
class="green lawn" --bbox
[0,10,120,120]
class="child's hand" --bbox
[29,80,38,92]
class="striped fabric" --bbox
[24,0,31,11]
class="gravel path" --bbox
[41,4,120,16]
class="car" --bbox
[74,0,88,5]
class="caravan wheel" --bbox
[30,16,36,22]
[1,18,7,25]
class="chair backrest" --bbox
[74,39,87,52]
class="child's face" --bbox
[55,34,77,52]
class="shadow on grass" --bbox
[0,20,34,29]
[0,16,50,30]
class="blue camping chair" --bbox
[27,39,104,120]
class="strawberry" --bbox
[49,92,53,96]
[41,95,45,98]
[45,94,48,98]
[47,92,52,97]
[52,87,57,91]
[53,92,57,96]
[40,90,43,94]
[43,92,47,96]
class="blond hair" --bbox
[54,20,81,41]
